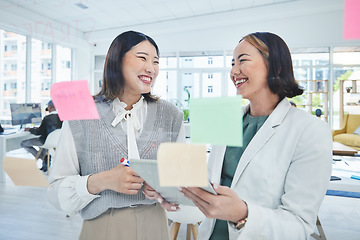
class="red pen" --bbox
[120,157,129,167]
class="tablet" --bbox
[129,158,216,206]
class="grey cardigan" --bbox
[69,97,183,220]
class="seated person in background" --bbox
[21,100,62,171]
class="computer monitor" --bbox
[10,103,42,126]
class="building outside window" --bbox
[32,38,52,105]
[208,86,213,93]
[0,30,26,119]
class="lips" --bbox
[139,75,152,84]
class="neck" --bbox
[248,94,280,117]
[118,94,142,110]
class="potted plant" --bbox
[183,87,191,122]
[345,86,352,93]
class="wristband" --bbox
[235,217,247,229]
[235,200,248,230]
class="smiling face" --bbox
[230,40,272,102]
[121,40,159,99]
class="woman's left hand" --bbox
[180,183,248,223]
[142,182,180,212]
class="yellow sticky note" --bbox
[3,157,49,187]
[157,143,208,187]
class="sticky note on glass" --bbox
[157,143,208,187]
[190,96,243,146]
[344,0,360,40]
[3,157,49,187]
[50,80,99,121]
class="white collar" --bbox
[111,96,144,129]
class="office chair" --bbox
[35,129,61,175]
[167,205,205,240]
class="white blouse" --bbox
[47,97,185,216]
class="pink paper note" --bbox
[344,0,360,40]
[50,80,99,121]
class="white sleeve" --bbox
[47,121,99,216]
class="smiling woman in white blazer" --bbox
[181,32,332,240]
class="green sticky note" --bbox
[189,96,243,147]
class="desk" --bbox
[0,131,32,183]
[333,142,358,156]
[328,155,360,197]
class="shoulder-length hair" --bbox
[241,32,303,100]
[96,30,159,102]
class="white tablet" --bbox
[129,158,216,206]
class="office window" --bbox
[333,52,360,65]
[56,45,72,83]
[0,30,26,118]
[0,29,73,122]
[159,54,177,69]
[291,50,330,123]
[180,55,223,68]
[32,38,52,104]
[153,70,177,101]
[208,86,213,93]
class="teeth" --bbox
[235,79,247,85]
[139,76,151,82]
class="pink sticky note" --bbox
[344,0,360,40]
[50,80,99,121]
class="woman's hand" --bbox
[87,165,144,195]
[180,183,248,223]
[142,182,180,212]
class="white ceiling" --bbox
[1,0,296,33]
[0,0,352,53]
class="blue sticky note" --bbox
[189,96,243,147]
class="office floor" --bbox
[1,149,360,240]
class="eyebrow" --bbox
[237,53,250,60]
[136,51,159,59]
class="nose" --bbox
[230,65,240,80]
[145,62,156,74]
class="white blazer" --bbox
[197,98,333,240]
